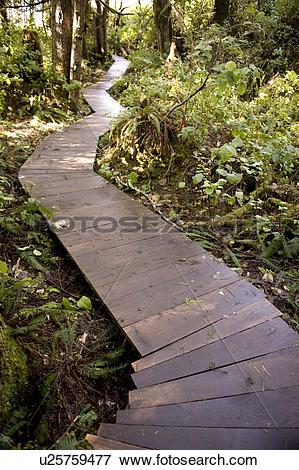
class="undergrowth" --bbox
[97,22,299,328]
[0,119,133,450]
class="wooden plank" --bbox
[31,175,108,197]
[40,185,128,212]
[68,232,203,290]
[53,194,171,234]
[132,317,297,388]
[129,347,299,408]
[125,279,264,356]
[99,424,299,450]
[118,386,299,428]
[97,252,239,302]
[19,170,94,186]
[86,434,146,450]
[21,159,93,172]
[132,298,281,371]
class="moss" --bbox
[0,316,28,426]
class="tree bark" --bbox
[70,0,88,111]
[153,0,172,56]
[214,0,230,25]
[61,0,73,82]
[93,0,108,58]
[51,0,64,73]
[0,0,8,22]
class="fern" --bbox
[54,432,79,450]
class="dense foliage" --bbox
[98,1,299,325]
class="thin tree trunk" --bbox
[70,0,88,112]
[61,0,73,83]
[51,0,64,73]
[214,0,230,25]
[153,0,172,56]
[93,0,108,59]
[0,0,8,22]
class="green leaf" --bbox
[185,298,201,305]
[236,82,247,96]
[192,173,204,185]
[218,144,237,162]
[225,61,237,72]
[178,181,186,189]
[77,296,92,311]
[0,260,8,274]
[128,171,138,186]
[62,297,74,310]
[231,137,244,148]
[226,173,242,184]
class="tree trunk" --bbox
[214,0,230,25]
[61,0,73,83]
[93,0,108,58]
[51,0,64,73]
[0,0,8,22]
[70,0,88,112]
[153,0,172,56]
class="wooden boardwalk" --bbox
[19,57,299,450]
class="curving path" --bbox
[19,57,299,450]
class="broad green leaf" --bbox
[231,137,244,148]
[225,61,237,72]
[62,297,74,310]
[77,296,92,311]
[192,173,204,185]
[236,82,247,96]
[219,144,237,162]
[128,171,138,186]
[0,260,8,274]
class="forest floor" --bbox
[0,114,134,449]
[96,61,299,332]
[100,147,299,328]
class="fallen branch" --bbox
[164,70,213,119]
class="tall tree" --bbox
[51,0,74,82]
[51,0,64,73]
[70,0,88,111]
[93,0,109,58]
[214,0,230,24]
[0,0,8,22]
[61,0,73,83]
[153,0,172,55]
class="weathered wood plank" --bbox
[67,233,203,292]
[125,279,264,356]
[97,253,239,302]
[31,175,108,197]
[86,434,147,450]
[132,298,281,371]
[40,185,128,212]
[99,424,299,450]
[53,194,171,234]
[129,347,299,408]
[132,317,298,388]
[118,386,299,428]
